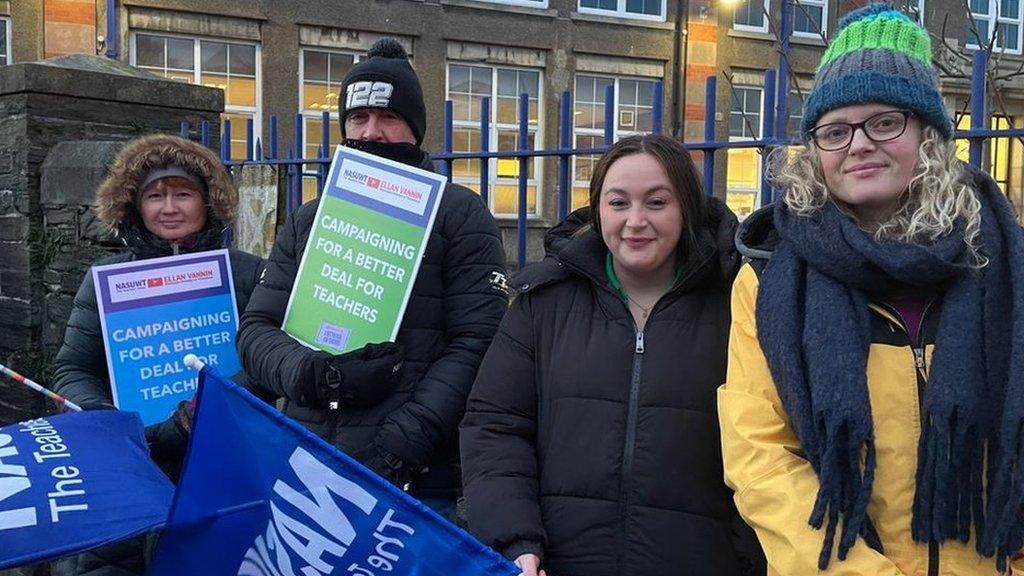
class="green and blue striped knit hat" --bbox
[802,3,953,140]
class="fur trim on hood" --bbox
[95,134,237,229]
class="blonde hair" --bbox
[769,125,984,265]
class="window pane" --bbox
[450,65,470,93]
[620,80,637,105]
[231,44,257,76]
[624,0,661,14]
[201,41,228,73]
[451,93,473,123]
[452,128,482,178]
[969,18,991,44]
[581,0,619,9]
[470,66,492,94]
[497,97,518,124]
[223,112,251,161]
[1001,0,1020,17]
[135,34,164,68]
[304,50,328,83]
[795,5,823,33]
[167,37,195,72]
[998,23,1020,50]
[498,69,517,97]
[493,184,537,215]
[970,0,989,13]
[329,53,355,84]
[636,80,653,106]
[226,75,257,107]
[519,71,540,99]
[735,0,765,27]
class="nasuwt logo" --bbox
[112,269,214,296]
[343,169,424,203]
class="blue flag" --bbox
[0,410,173,569]
[148,366,521,576]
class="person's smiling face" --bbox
[598,153,684,282]
[815,103,923,225]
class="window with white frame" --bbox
[131,32,260,160]
[300,48,361,201]
[447,63,543,217]
[734,0,769,32]
[579,0,666,20]
[967,0,1023,53]
[793,0,827,37]
[1,17,10,66]
[727,86,763,219]
[571,74,657,209]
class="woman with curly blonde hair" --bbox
[719,4,1024,575]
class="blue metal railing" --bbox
[182,51,1023,266]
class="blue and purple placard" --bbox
[92,249,240,426]
[282,145,446,355]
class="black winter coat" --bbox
[460,201,765,576]
[237,178,508,498]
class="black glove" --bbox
[351,444,414,488]
[143,399,195,482]
[314,342,405,409]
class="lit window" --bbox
[300,49,359,201]
[734,0,769,33]
[967,0,1022,53]
[579,0,666,21]
[793,0,827,37]
[728,86,763,218]
[447,63,543,216]
[0,17,10,66]
[571,74,657,209]
[955,114,1016,194]
[131,33,261,160]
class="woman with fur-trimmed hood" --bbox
[48,134,263,575]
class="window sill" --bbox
[570,11,675,30]
[790,34,827,47]
[727,29,775,42]
[439,0,559,18]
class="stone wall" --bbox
[0,54,223,426]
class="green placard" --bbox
[282,145,446,354]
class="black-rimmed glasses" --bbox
[808,110,915,151]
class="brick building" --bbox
[1,0,1021,224]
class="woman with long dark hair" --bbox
[462,133,762,576]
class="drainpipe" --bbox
[105,0,119,60]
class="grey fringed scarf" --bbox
[755,167,1024,571]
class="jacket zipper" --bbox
[618,329,644,575]
[874,300,938,576]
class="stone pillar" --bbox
[0,53,223,425]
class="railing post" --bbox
[246,117,255,162]
[322,111,331,157]
[517,93,529,269]
[604,83,616,145]
[105,0,119,60]
[201,121,211,148]
[703,76,716,195]
[442,100,454,180]
[179,121,189,139]
[761,69,777,207]
[559,91,572,221]
[221,118,231,161]
[269,116,279,160]
[480,97,491,209]
[970,50,988,168]
[653,82,664,135]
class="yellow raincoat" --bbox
[719,263,1023,576]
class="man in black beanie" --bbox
[237,37,508,522]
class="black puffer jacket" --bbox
[237,163,508,498]
[461,200,765,576]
